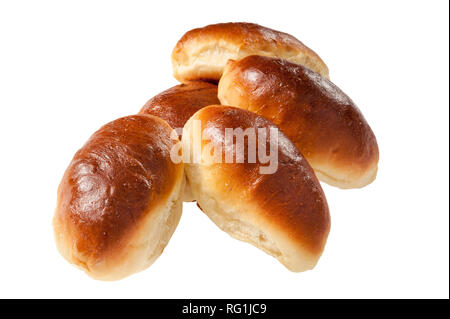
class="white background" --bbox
[0,0,448,299]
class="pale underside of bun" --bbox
[172,22,329,83]
[314,164,378,189]
[181,180,195,202]
[181,106,330,272]
[54,177,185,281]
[187,165,320,272]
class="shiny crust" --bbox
[182,105,330,271]
[53,115,184,280]
[139,81,219,202]
[139,81,220,130]
[172,22,329,83]
[218,56,379,188]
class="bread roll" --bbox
[181,105,330,272]
[139,81,219,201]
[172,22,329,83]
[53,115,185,280]
[218,56,379,189]
[139,81,219,130]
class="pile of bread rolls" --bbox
[53,22,379,280]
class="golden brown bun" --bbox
[139,81,220,130]
[139,81,219,201]
[218,56,379,189]
[182,105,330,272]
[53,115,185,280]
[172,22,329,83]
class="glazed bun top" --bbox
[55,114,183,261]
[139,81,219,130]
[172,22,329,83]
[218,55,379,189]
[183,105,330,260]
